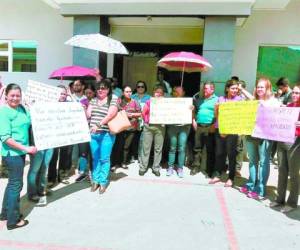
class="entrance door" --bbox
[123,56,158,93]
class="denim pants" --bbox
[245,137,272,197]
[276,138,300,207]
[78,142,89,174]
[90,132,115,186]
[27,149,54,197]
[167,125,190,168]
[1,154,26,226]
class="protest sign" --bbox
[30,102,90,150]
[25,80,62,104]
[252,106,300,143]
[149,97,192,124]
[219,101,259,135]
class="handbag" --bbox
[108,110,131,134]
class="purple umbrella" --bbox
[49,65,100,80]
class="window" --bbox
[257,45,300,86]
[0,40,37,72]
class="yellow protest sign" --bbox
[218,100,259,135]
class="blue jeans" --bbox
[1,154,26,226]
[168,125,190,168]
[245,137,272,196]
[90,132,115,186]
[27,149,54,197]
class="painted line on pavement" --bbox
[0,240,111,250]
[215,188,239,250]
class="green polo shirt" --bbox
[0,105,31,156]
[195,94,218,125]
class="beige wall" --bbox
[232,0,300,90]
[0,0,73,89]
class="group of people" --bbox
[0,74,299,230]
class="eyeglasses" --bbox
[292,91,300,94]
[137,86,145,89]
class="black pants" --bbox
[129,131,142,160]
[215,130,238,181]
[48,145,73,182]
[111,130,136,166]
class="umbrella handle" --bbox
[180,61,186,88]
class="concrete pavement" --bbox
[0,161,299,250]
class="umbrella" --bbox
[157,51,212,86]
[49,65,99,80]
[65,33,129,55]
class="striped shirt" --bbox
[89,95,119,132]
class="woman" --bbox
[269,85,300,212]
[131,81,151,161]
[111,85,141,170]
[139,85,165,177]
[48,86,73,185]
[86,79,118,194]
[0,83,37,230]
[166,86,191,178]
[240,78,280,199]
[209,79,242,187]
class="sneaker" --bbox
[239,186,248,194]
[36,196,47,207]
[139,170,146,176]
[152,170,160,177]
[280,205,295,213]
[190,167,200,176]
[166,167,174,176]
[28,195,40,203]
[75,173,88,183]
[269,201,282,208]
[177,168,183,178]
[247,191,259,199]
[121,164,129,169]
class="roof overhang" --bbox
[42,0,255,16]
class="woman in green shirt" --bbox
[0,83,37,230]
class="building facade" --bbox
[0,0,299,94]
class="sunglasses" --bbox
[98,86,108,90]
[137,86,145,89]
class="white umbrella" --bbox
[65,33,129,55]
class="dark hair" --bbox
[224,79,238,96]
[276,77,289,87]
[231,76,239,81]
[68,81,74,88]
[153,84,165,93]
[95,79,113,105]
[135,80,147,92]
[238,80,246,89]
[85,83,96,92]
[74,79,86,88]
[5,83,22,96]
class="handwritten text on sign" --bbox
[25,80,62,104]
[252,106,300,143]
[219,101,259,135]
[30,102,90,150]
[149,97,192,124]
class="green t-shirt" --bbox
[195,94,218,124]
[0,105,31,156]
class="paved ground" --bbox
[0,161,299,250]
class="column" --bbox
[201,17,236,95]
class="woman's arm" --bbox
[100,105,118,125]
[239,87,255,100]
[5,138,37,154]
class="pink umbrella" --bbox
[49,65,99,80]
[157,51,212,86]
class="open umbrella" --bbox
[49,65,99,80]
[157,51,212,86]
[65,33,129,55]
